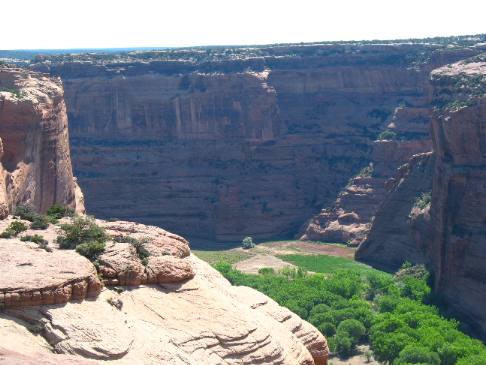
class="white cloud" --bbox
[2,0,485,49]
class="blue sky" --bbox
[2,0,485,49]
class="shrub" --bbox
[30,215,49,230]
[46,204,74,220]
[456,354,486,365]
[8,221,28,235]
[377,130,397,141]
[414,192,432,210]
[75,241,106,261]
[57,216,107,249]
[258,267,275,275]
[106,297,123,310]
[395,345,440,365]
[20,234,51,251]
[242,236,255,249]
[334,332,354,357]
[0,230,14,238]
[357,163,374,178]
[14,205,37,221]
[337,319,366,342]
[317,322,336,337]
[21,234,47,245]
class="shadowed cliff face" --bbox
[0,67,84,215]
[38,44,481,242]
[357,58,486,338]
[428,60,486,337]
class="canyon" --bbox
[0,66,328,364]
[32,39,485,242]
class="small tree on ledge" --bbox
[242,236,255,249]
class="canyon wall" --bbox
[0,68,328,364]
[357,57,486,337]
[37,44,480,242]
[0,67,83,215]
[429,59,486,337]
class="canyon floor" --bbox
[194,240,378,365]
[193,240,357,274]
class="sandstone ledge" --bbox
[0,240,101,308]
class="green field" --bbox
[278,254,378,275]
[192,249,253,266]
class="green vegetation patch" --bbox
[57,216,107,261]
[414,191,432,210]
[214,260,486,363]
[193,250,253,266]
[278,254,377,275]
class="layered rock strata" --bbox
[357,57,486,337]
[428,59,486,337]
[302,139,431,245]
[35,43,482,242]
[0,217,328,364]
[355,152,434,269]
[0,67,84,215]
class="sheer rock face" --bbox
[355,152,434,270]
[0,218,328,364]
[302,139,432,245]
[357,58,486,338]
[38,45,475,242]
[0,67,84,215]
[428,60,486,337]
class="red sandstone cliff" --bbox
[428,59,486,337]
[0,66,328,364]
[0,67,84,215]
[357,56,486,338]
[34,43,481,242]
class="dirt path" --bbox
[234,254,296,274]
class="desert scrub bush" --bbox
[14,204,37,221]
[414,191,432,210]
[377,129,397,141]
[75,241,106,261]
[57,216,107,249]
[20,234,51,252]
[241,236,255,249]
[46,203,74,220]
[106,297,123,310]
[357,163,374,178]
[6,221,28,236]
[113,235,151,266]
[30,214,49,230]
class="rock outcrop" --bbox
[34,42,482,242]
[357,56,486,338]
[0,67,84,215]
[302,139,431,245]
[427,58,486,337]
[355,152,434,270]
[0,217,328,364]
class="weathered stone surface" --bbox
[0,67,84,214]
[0,232,101,308]
[233,286,328,365]
[427,59,486,337]
[356,153,434,270]
[36,44,480,242]
[0,348,98,365]
[357,57,486,338]
[2,255,327,364]
[302,140,431,245]
[98,220,194,286]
